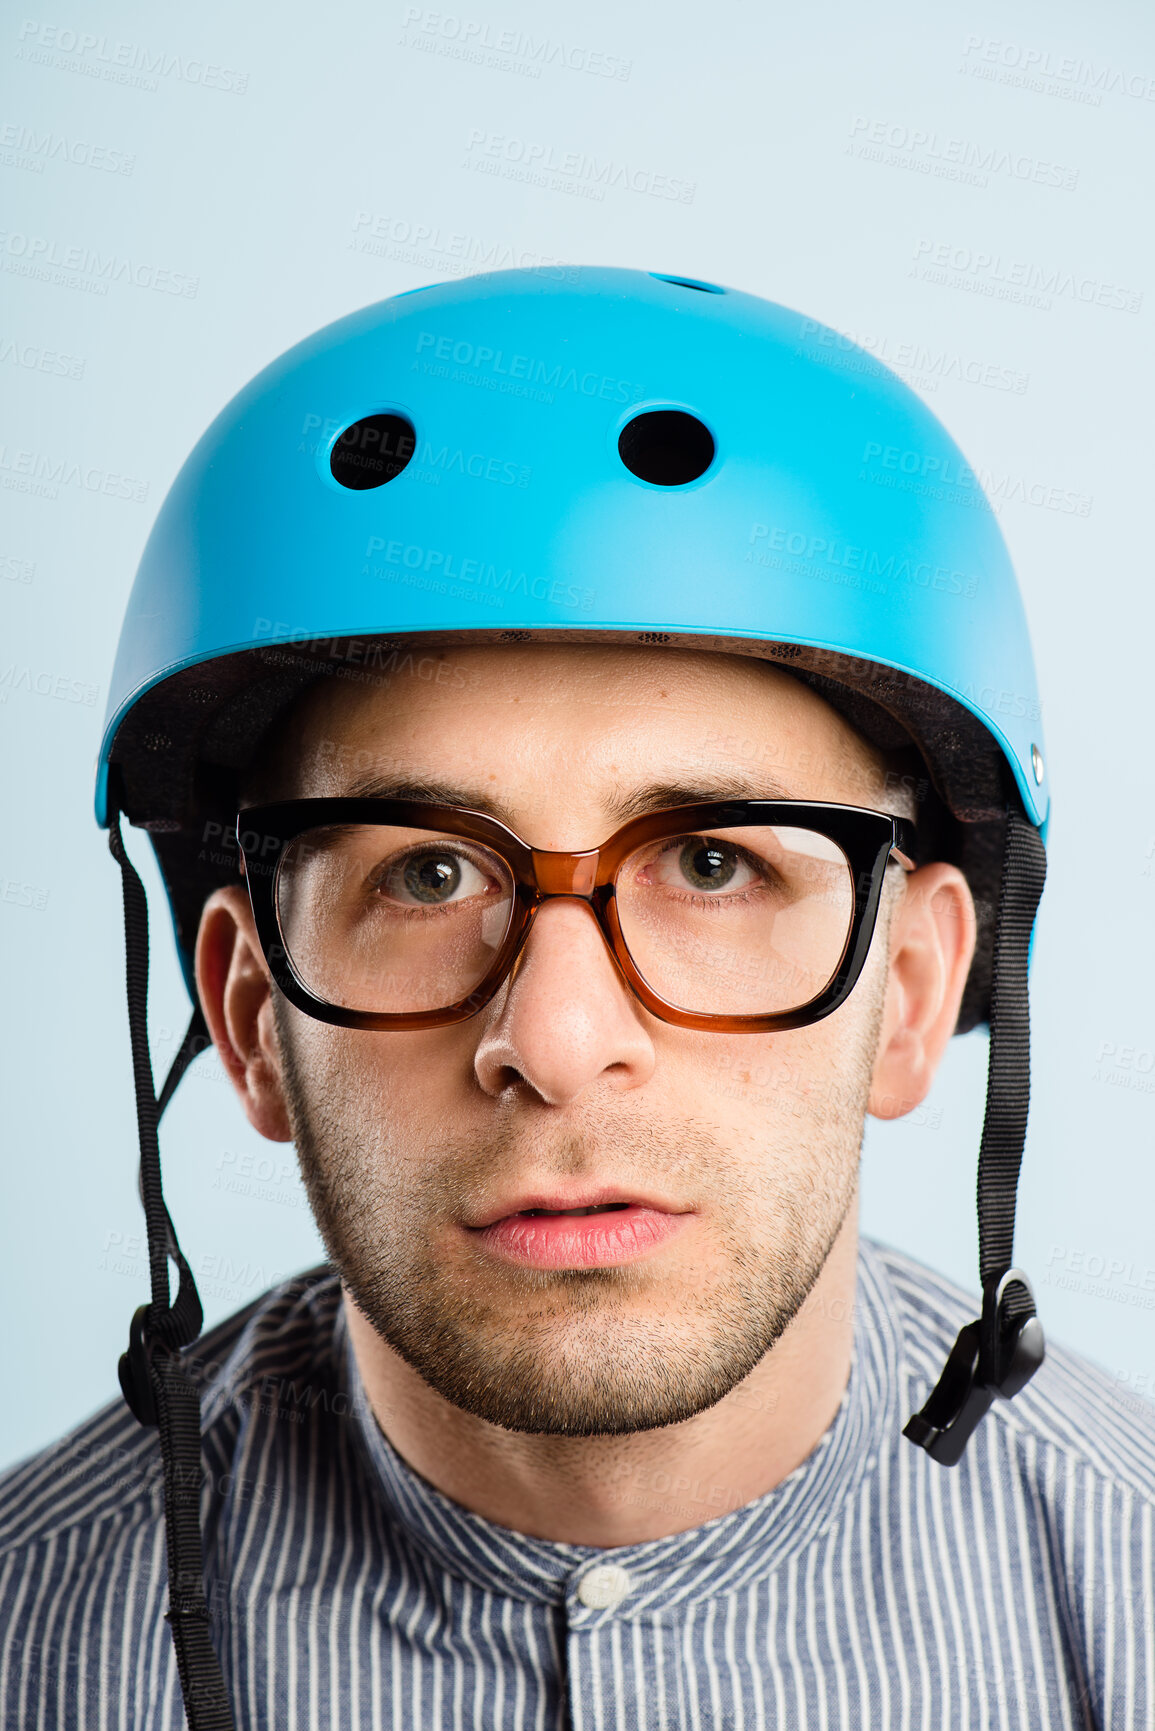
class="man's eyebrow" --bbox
[332,772,798,825]
[337,774,508,815]
[603,778,797,822]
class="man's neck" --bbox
[344,1206,859,1548]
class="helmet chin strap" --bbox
[904,807,1048,1465]
[108,804,237,1731]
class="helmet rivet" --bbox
[1030,744,1044,785]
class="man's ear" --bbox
[195,883,294,1142]
[868,863,976,1121]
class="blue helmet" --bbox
[98,266,1045,1031]
[100,275,1048,1722]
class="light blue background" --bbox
[2,0,1153,1468]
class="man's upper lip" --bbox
[468,1189,689,1230]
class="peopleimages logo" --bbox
[364,535,596,613]
[912,238,1142,314]
[797,318,1029,396]
[0,663,98,705]
[463,130,696,204]
[0,122,135,175]
[860,440,1093,517]
[299,414,531,488]
[14,20,249,93]
[0,230,198,297]
[413,329,645,404]
[747,524,979,597]
[0,444,148,502]
[399,8,632,81]
[349,211,577,282]
[959,35,1155,103]
[0,554,36,583]
[848,116,1079,190]
[0,336,84,379]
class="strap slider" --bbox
[981,1268,1046,1401]
[118,1304,161,1428]
[903,1269,1045,1466]
[165,1598,214,1627]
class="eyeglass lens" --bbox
[274,822,855,1019]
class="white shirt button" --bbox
[576,1563,632,1611]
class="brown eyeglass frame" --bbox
[236,798,917,1034]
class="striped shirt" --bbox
[2,1238,1153,1730]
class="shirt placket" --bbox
[564,1561,690,1731]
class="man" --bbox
[2,268,1152,1728]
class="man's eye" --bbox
[649,838,759,894]
[378,850,491,906]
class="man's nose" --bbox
[472,898,656,1105]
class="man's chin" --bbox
[355,1286,787,1437]
[407,1350,747,1437]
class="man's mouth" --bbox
[517,1203,631,1217]
[466,1196,691,1271]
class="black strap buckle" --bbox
[903,1269,1045,1466]
[119,1304,162,1427]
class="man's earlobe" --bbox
[868,864,976,1122]
[195,884,294,1142]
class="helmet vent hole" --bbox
[330,413,416,490]
[650,273,725,294]
[618,410,715,487]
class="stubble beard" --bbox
[272,997,874,1437]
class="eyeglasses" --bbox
[236,799,917,1033]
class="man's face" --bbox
[260,646,903,1436]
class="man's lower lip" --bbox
[469,1206,689,1269]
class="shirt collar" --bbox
[343,1238,903,1619]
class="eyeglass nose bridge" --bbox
[530,848,600,898]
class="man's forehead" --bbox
[313,641,796,707]
[270,642,890,811]
[303,644,851,734]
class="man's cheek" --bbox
[322,1033,470,1128]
